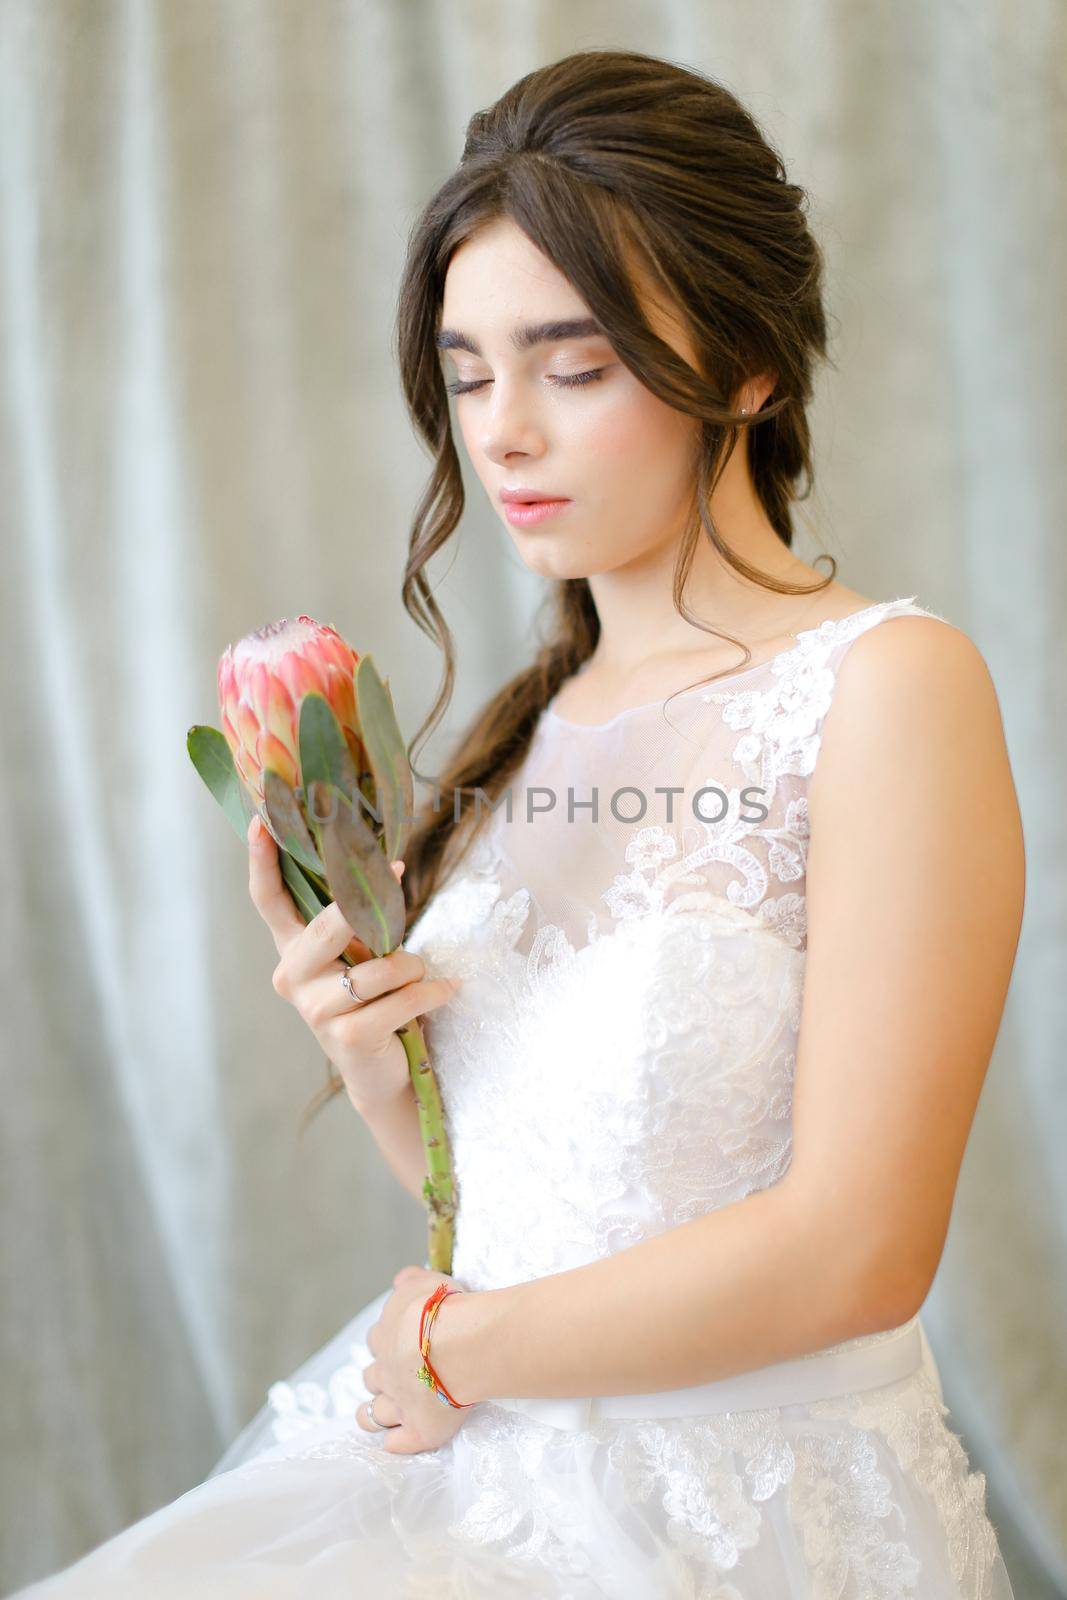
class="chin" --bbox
[514,550,579,580]
[509,541,597,582]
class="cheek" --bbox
[581,382,696,488]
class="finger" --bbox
[283,901,377,986]
[247,816,307,954]
[249,823,409,972]
[342,973,461,1037]
[332,946,429,1004]
[301,948,435,1029]
[356,1395,402,1431]
[283,864,409,985]
[382,1425,425,1455]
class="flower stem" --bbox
[398,1018,456,1273]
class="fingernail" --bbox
[248,816,261,843]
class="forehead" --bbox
[438,214,696,367]
[439,220,597,341]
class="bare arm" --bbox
[429,617,1027,1403]
[354,1078,430,1207]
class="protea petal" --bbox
[264,676,299,767]
[315,626,360,678]
[256,730,299,791]
[324,663,357,732]
[277,651,331,707]
[217,653,237,711]
[248,661,273,726]
[235,700,262,764]
[233,745,258,792]
[220,709,241,760]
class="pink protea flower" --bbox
[191,615,457,1272]
[217,615,365,810]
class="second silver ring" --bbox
[339,967,365,1006]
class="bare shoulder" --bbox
[808,609,1025,894]
[814,611,1008,771]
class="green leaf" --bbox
[298,694,363,822]
[188,723,330,928]
[279,851,331,924]
[262,769,327,883]
[187,725,258,843]
[309,778,406,957]
[354,656,415,862]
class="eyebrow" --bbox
[434,317,606,357]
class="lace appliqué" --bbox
[603,1404,932,1597]
[596,598,933,951]
[603,808,810,950]
[590,621,835,949]
[439,1372,1000,1599]
[447,1407,600,1580]
[809,1363,1001,1598]
[406,832,805,1287]
[239,1350,1000,1598]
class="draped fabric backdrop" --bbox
[1,2,1064,1593]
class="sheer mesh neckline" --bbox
[543,597,917,733]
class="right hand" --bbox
[246,814,460,1113]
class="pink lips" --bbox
[500,489,572,527]
[503,498,571,527]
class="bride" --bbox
[15,46,1023,1598]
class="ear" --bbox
[755,369,778,411]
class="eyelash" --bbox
[444,368,607,397]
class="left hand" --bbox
[356,1264,471,1454]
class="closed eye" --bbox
[444,368,607,397]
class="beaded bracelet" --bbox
[416,1282,473,1408]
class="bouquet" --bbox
[187,615,457,1273]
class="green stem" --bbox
[398,1017,456,1274]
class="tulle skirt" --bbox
[11,1283,1017,1599]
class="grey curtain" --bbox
[1,2,1063,1594]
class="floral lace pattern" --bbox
[247,598,1005,1597]
[259,1360,1000,1599]
[809,1367,1001,1595]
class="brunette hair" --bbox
[298,46,836,1133]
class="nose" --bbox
[479,381,547,467]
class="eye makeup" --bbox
[444,367,608,396]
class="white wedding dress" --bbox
[13,596,1017,1599]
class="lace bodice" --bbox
[406,597,948,1310]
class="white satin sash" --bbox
[488,1315,925,1433]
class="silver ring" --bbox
[368,1394,396,1429]
[339,967,364,1006]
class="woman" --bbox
[16,46,1023,1599]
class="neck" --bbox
[583,457,824,679]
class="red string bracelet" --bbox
[416,1282,473,1408]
